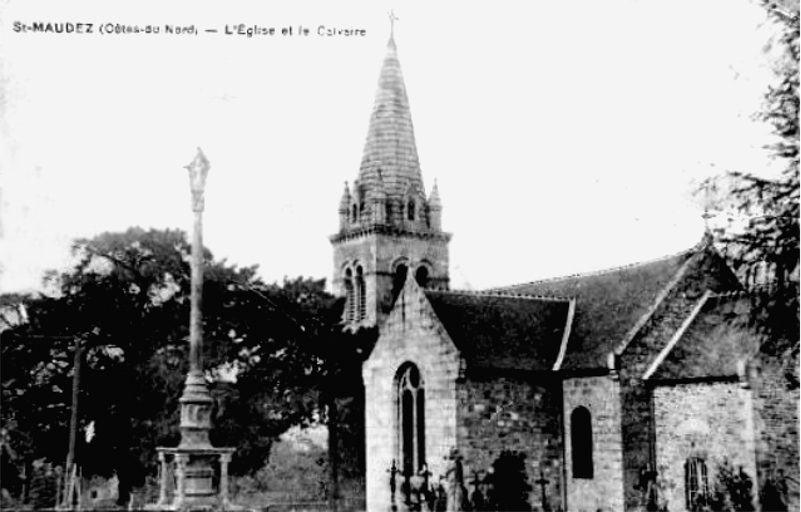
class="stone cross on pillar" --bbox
[147,149,238,512]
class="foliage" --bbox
[488,450,532,512]
[233,438,328,504]
[0,227,362,504]
[759,473,789,512]
[703,1,799,350]
[707,459,755,512]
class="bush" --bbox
[232,439,328,507]
[759,475,789,512]
[488,451,532,512]
[708,459,754,511]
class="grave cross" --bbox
[419,463,432,488]
[535,470,551,512]
[388,459,400,512]
[469,470,486,511]
[469,470,482,488]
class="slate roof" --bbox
[424,290,572,372]
[357,34,426,206]
[647,294,756,381]
[496,247,698,371]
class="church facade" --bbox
[330,30,799,512]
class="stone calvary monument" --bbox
[149,149,236,511]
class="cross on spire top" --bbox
[700,177,716,234]
[389,10,399,39]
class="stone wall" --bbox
[618,249,741,509]
[332,232,450,326]
[618,289,699,511]
[456,373,563,511]
[362,277,460,512]
[750,352,799,511]
[653,381,758,512]
[563,375,625,512]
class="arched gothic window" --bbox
[397,363,425,476]
[392,264,408,301]
[685,457,709,511]
[407,199,416,221]
[571,406,594,479]
[415,266,429,288]
[344,268,354,323]
[356,266,366,321]
[351,204,358,223]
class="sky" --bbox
[0,0,783,294]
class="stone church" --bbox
[329,29,799,512]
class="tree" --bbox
[703,0,799,348]
[0,227,354,503]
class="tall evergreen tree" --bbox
[705,0,799,347]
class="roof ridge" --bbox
[426,288,572,303]
[496,244,699,291]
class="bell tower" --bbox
[330,21,451,328]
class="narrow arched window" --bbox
[685,457,709,511]
[397,363,425,476]
[344,268,354,323]
[356,266,366,321]
[571,406,593,479]
[392,264,408,301]
[351,204,358,222]
[407,199,416,221]
[415,266,429,288]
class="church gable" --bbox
[643,293,756,382]
[616,241,744,379]
[361,273,460,512]
[365,271,460,369]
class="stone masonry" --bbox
[457,374,564,511]
[563,375,625,512]
[750,351,800,511]
[362,275,461,512]
[618,249,741,509]
[332,232,450,327]
[653,381,759,512]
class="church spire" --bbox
[356,12,426,225]
[330,15,451,328]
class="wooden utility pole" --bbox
[62,337,84,510]
[327,392,339,512]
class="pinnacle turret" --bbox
[428,180,442,209]
[339,182,351,212]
